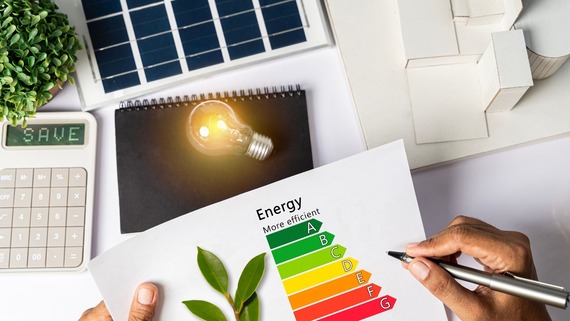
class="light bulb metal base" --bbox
[246,133,273,161]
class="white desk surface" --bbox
[1,47,569,321]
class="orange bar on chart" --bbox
[293,284,381,321]
[288,270,372,310]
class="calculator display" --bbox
[5,123,85,146]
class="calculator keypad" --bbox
[0,168,87,270]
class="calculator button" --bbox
[29,227,48,247]
[48,207,67,227]
[33,169,51,187]
[66,227,84,247]
[69,168,87,187]
[51,168,69,187]
[0,169,15,188]
[0,189,14,208]
[13,188,32,207]
[68,187,86,206]
[0,209,12,228]
[10,248,28,268]
[0,228,11,247]
[28,248,47,268]
[32,188,50,207]
[0,249,8,268]
[46,248,64,268]
[67,207,85,226]
[31,208,49,227]
[33,168,51,187]
[15,168,33,188]
[11,228,30,248]
[50,187,68,207]
[12,208,31,227]
[47,227,65,247]
[65,247,83,267]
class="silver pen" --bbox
[387,251,569,309]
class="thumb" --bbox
[407,258,484,319]
[129,283,159,321]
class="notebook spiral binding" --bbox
[118,84,303,112]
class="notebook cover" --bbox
[115,87,313,233]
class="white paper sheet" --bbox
[407,63,489,144]
[88,140,447,321]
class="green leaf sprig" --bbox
[183,247,266,321]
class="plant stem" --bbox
[225,293,240,321]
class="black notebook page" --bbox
[114,87,313,233]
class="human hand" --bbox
[404,215,551,321]
[79,283,158,321]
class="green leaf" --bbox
[52,57,61,67]
[1,76,13,85]
[234,253,266,312]
[182,300,227,321]
[31,15,41,26]
[5,25,16,38]
[27,56,35,68]
[17,73,31,85]
[42,82,54,92]
[50,30,62,38]
[9,33,20,46]
[197,247,229,295]
[28,28,38,42]
[240,293,260,321]
[1,16,13,28]
[2,5,12,18]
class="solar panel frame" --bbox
[55,0,331,110]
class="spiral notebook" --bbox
[114,85,313,233]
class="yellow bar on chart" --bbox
[282,258,358,294]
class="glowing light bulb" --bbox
[186,100,274,161]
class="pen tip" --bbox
[386,251,403,260]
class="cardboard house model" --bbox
[396,0,569,144]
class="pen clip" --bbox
[503,272,568,292]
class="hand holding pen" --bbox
[396,216,556,321]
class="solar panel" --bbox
[54,0,331,110]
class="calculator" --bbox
[0,112,96,272]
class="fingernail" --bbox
[137,287,155,305]
[409,260,430,281]
[406,242,420,249]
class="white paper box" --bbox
[479,30,533,113]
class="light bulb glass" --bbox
[186,100,274,160]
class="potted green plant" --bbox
[1,0,82,126]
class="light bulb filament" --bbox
[199,126,209,138]
[186,100,274,160]
[217,120,227,130]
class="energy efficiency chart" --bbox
[265,218,397,320]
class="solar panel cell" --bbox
[129,4,171,39]
[126,0,163,9]
[215,0,265,60]
[87,15,129,50]
[137,33,182,81]
[178,24,225,70]
[82,0,122,20]
[95,43,138,79]
[260,0,306,49]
